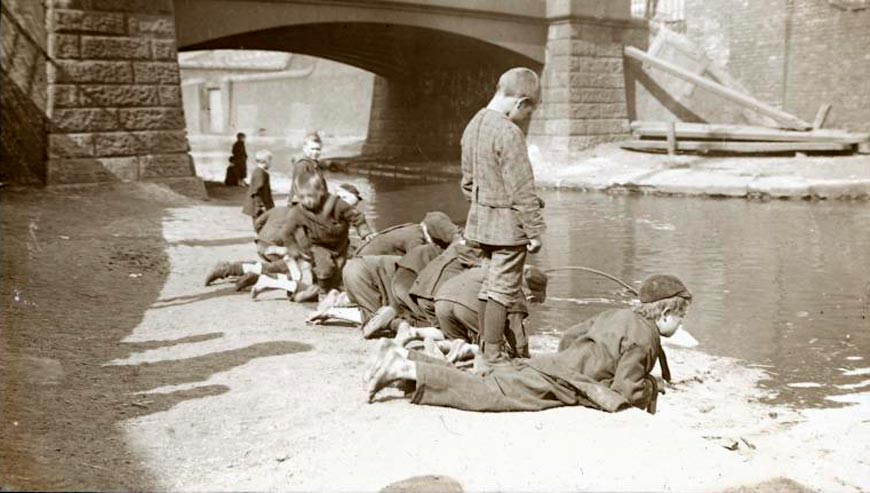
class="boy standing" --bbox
[241,150,275,226]
[289,132,325,204]
[461,67,545,361]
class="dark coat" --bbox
[354,223,427,257]
[527,308,663,412]
[242,167,274,217]
[408,242,481,302]
[291,194,373,254]
[230,140,247,182]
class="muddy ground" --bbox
[1,182,867,492]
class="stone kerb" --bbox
[45,0,203,196]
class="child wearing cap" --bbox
[289,132,325,204]
[354,211,461,257]
[366,274,692,414]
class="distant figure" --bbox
[226,132,248,187]
[289,132,325,204]
[242,149,274,226]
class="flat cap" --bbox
[422,211,460,246]
[525,265,548,303]
[639,274,692,303]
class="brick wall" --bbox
[683,0,870,132]
[1,1,49,184]
[44,0,202,194]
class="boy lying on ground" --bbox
[361,239,482,337]
[366,274,692,414]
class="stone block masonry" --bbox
[43,0,203,195]
[529,15,648,162]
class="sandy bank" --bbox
[2,182,867,492]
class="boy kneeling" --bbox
[366,274,691,414]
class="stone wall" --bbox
[43,0,202,195]
[1,1,49,185]
[682,0,870,132]
[529,17,648,162]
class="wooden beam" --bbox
[620,139,852,153]
[631,121,870,144]
[625,46,813,130]
[813,104,832,129]
[666,121,677,155]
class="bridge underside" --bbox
[183,22,542,160]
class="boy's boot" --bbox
[205,261,244,286]
[362,305,398,339]
[482,299,510,364]
[235,273,259,291]
[292,284,320,303]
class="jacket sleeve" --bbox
[498,128,546,239]
[253,207,272,233]
[337,199,373,239]
[610,343,657,410]
[460,129,474,201]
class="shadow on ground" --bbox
[0,183,308,490]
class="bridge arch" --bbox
[179,22,541,80]
[178,20,543,159]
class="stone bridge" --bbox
[1,0,646,190]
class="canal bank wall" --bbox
[531,144,870,200]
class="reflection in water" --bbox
[351,174,870,409]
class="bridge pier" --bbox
[1,0,204,195]
[530,0,647,163]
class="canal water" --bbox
[195,155,870,409]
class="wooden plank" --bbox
[625,46,813,130]
[666,121,677,155]
[631,121,870,144]
[620,139,852,153]
[655,26,781,126]
[813,104,832,129]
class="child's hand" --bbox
[527,237,542,253]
